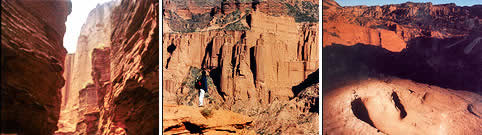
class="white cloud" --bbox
[63,0,112,53]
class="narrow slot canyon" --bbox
[1,0,159,134]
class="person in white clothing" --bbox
[198,70,208,107]
[199,88,205,106]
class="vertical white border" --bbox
[318,0,323,133]
[159,0,163,134]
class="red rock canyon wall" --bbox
[162,0,319,134]
[56,1,117,134]
[322,0,482,134]
[56,0,158,134]
[98,0,159,134]
[1,0,71,134]
[163,0,319,107]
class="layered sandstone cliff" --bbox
[323,0,482,93]
[56,0,159,134]
[163,0,319,134]
[163,0,318,106]
[322,0,482,134]
[323,0,481,51]
[98,0,159,134]
[56,2,117,134]
[1,0,71,134]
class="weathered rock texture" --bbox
[322,0,482,134]
[323,0,482,93]
[56,2,117,134]
[1,0,71,134]
[56,0,159,134]
[163,0,318,106]
[98,0,159,134]
[163,0,319,134]
[323,77,482,134]
[323,0,481,52]
[163,105,255,134]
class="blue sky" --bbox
[336,0,482,7]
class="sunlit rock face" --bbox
[97,0,159,134]
[323,77,482,135]
[55,0,159,134]
[322,0,482,93]
[1,0,71,134]
[163,0,319,107]
[163,105,256,134]
[163,0,319,134]
[55,1,117,134]
[322,0,482,134]
[323,0,482,50]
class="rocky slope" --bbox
[56,0,159,134]
[1,0,71,134]
[323,0,482,134]
[163,0,319,134]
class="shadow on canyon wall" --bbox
[323,36,482,95]
[292,69,319,97]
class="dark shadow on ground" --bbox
[323,36,482,95]
[292,69,319,97]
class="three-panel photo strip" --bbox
[1,0,481,134]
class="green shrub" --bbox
[225,20,250,30]
[285,1,318,23]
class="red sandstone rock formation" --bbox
[56,1,117,134]
[323,77,482,134]
[1,0,71,134]
[163,0,319,134]
[322,0,482,134]
[163,105,255,134]
[98,0,159,134]
[163,4,318,106]
[323,0,482,93]
[56,0,158,134]
[322,0,481,52]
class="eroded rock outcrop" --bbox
[56,1,117,134]
[163,0,319,134]
[163,105,255,134]
[163,6,319,107]
[322,0,482,52]
[1,0,71,134]
[323,0,482,93]
[322,0,482,134]
[323,77,482,134]
[57,0,159,134]
[97,0,159,134]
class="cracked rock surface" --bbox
[323,77,482,135]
